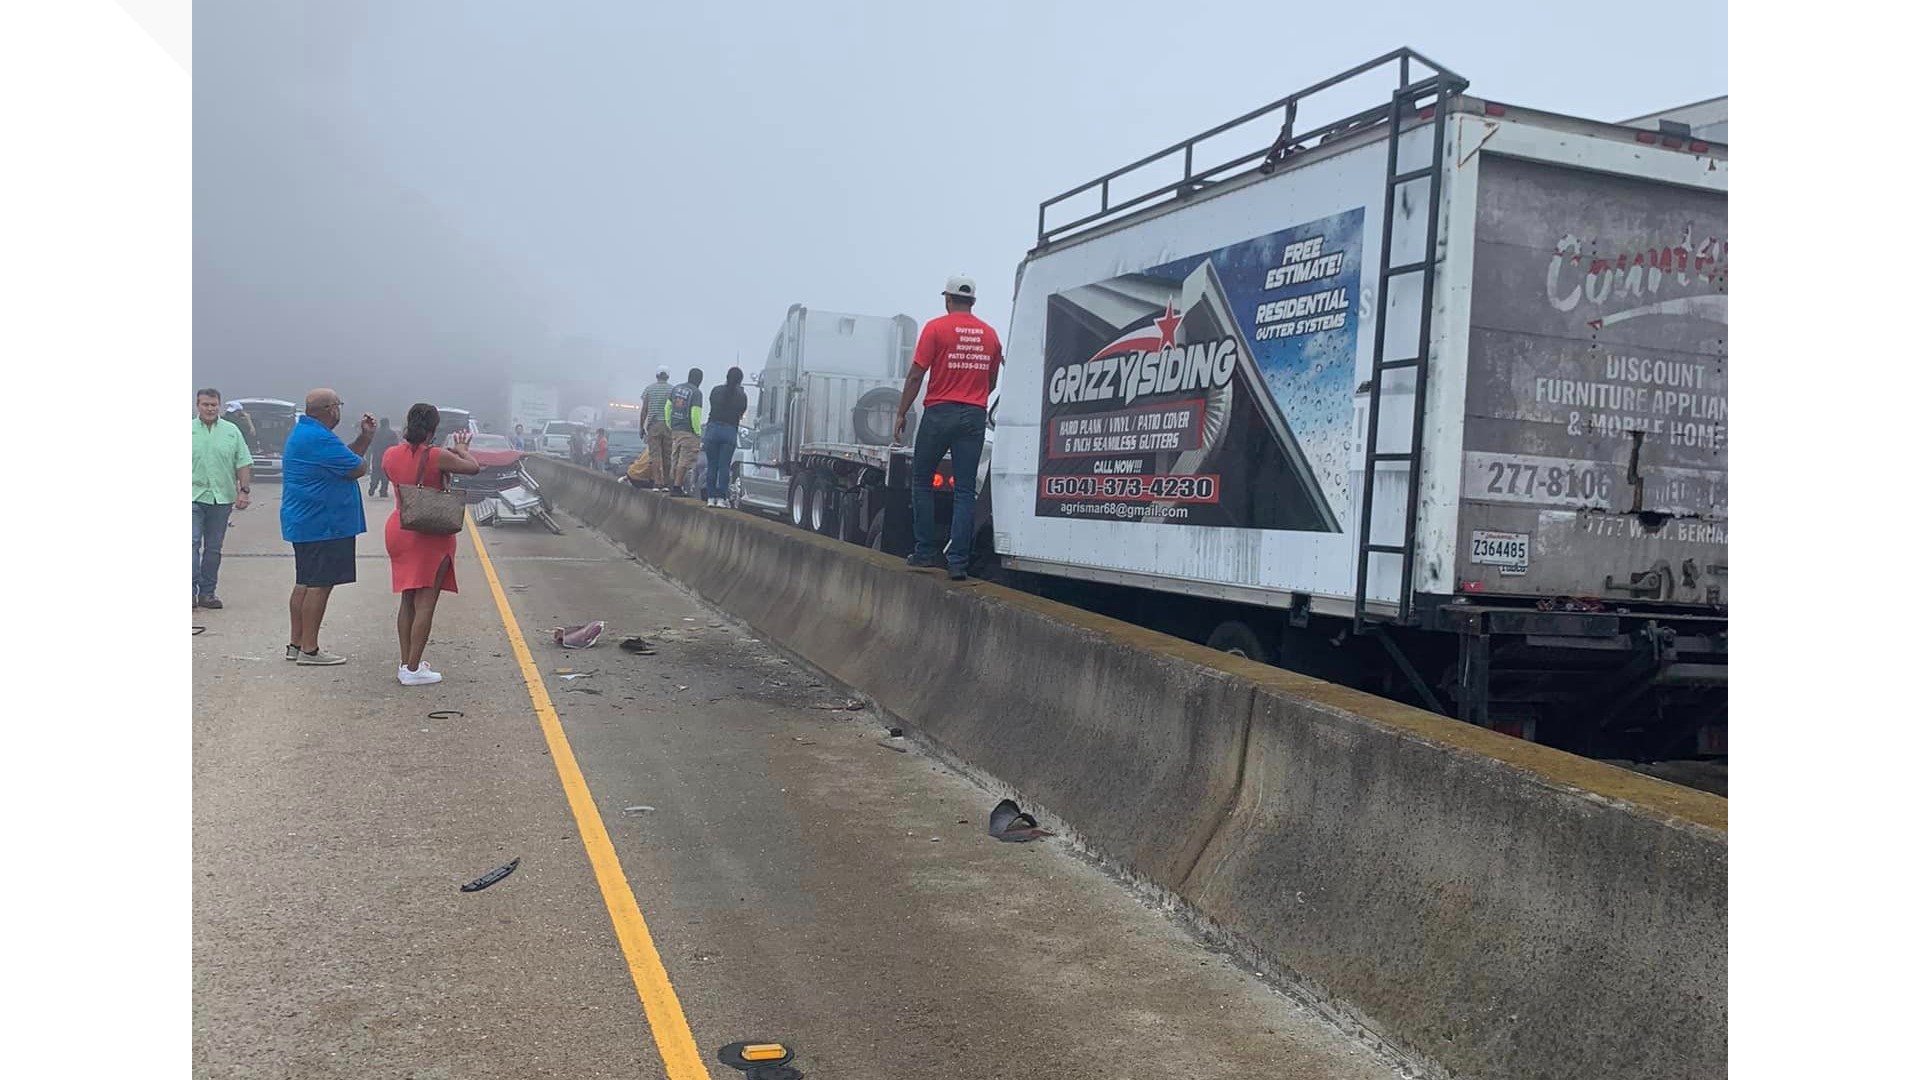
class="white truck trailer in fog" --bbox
[736,304,956,546]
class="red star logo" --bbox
[1153,302,1183,348]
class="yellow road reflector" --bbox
[741,1044,788,1061]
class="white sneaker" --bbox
[399,665,443,686]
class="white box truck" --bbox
[985,49,1726,758]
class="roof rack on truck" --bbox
[1035,48,1466,250]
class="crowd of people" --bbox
[190,388,478,685]
[623,364,749,504]
[190,274,1004,681]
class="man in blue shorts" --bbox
[281,388,377,665]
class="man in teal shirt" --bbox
[193,388,254,609]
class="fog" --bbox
[192,0,1726,428]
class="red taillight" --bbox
[1635,131,1658,144]
[1483,102,1507,118]
[1418,106,1435,121]
[1689,140,1710,153]
[932,472,949,489]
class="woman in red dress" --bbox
[383,404,480,686]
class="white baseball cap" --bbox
[656,365,670,378]
[943,275,977,300]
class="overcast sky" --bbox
[193,0,1727,420]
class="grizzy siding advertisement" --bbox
[1034,208,1364,531]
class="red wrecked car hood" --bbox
[469,448,526,468]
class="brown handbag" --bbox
[396,444,465,535]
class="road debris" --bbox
[564,686,602,695]
[716,1040,798,1075]
[558,672,593,681]
[880,742,909,754]
[619,636,657,655]
[623,805,656,814]
[552,621,605,649]
[426,710,464,720]
[988,799,1054,843]
[460,857,520,892]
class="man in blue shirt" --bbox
[281,388,377,665]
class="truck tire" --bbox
[1206,620,1275,665]
[787,474,810,529]
[866,508,887,550]
[853,388,911,445]
[808,473,835,534]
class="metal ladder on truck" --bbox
[1352,64,1466,715]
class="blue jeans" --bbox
[192,501,233,598]
[911,403,987,569]
[702,423,739,501]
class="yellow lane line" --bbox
[467,521,714,1080]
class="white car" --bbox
[539,420,584,458]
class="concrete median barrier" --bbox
[528,459,1727,1080]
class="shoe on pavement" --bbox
[905,554,937,570]
[296,649,347,666]
[285,644,301,662]
[199,595,224,610]
[399,665,443,686]
[948,567,969,581]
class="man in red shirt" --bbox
[892,275,1004,580]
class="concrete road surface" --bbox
[193,488,1407,1080]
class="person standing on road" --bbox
[367,416,399,499]
[569,425,586,466]
[510,423,527,452]
[281,389,376,665]
[666,368,705,496]
[893,275,1004,581]
[640,365,675,489]
[193,388,254,610]
[592,427,610,472]
[382,404,481,686]
[702,366,749,507]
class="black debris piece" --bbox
[887,727,904,738]
[564,687,602,695]
[619,636,657,655]
[988,799,1054,843]
[427,710,464,720]
[460,857,520,892]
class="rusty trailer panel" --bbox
[1456,155,1727,605]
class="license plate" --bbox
[1470,530,1530,574]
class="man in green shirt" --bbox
[193,388,254,609]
